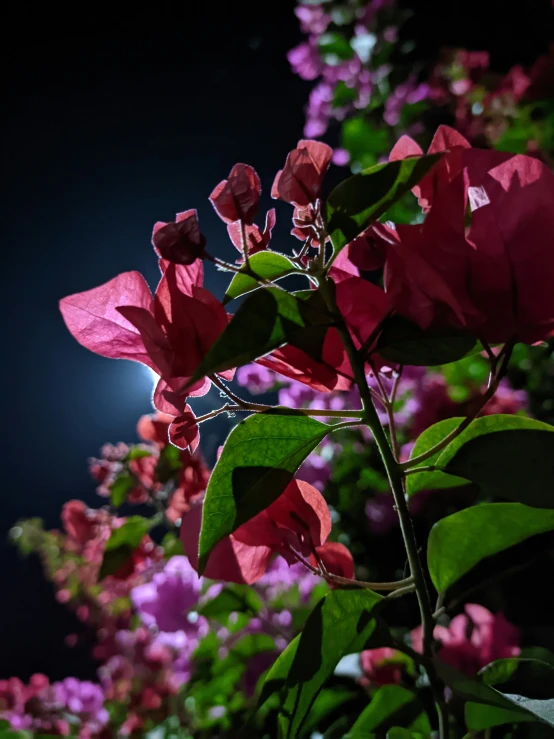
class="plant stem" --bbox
[209,375,364,418]
[317,276,448,737]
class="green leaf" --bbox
[436,661,536,729]
[376,315,477,366]
[427,503,554,592]
[405,418,469,496]
[465,658,554,729]
[480,657,554,698]
[199,584,263,620]
[198,410,329,572]
[161,532,184,558]
[223,252,297,304]
[386,730,426,739]
[326,154,442,255]
[341,117,390,171]
[436,415,554,508]
[465,701,536,731]
[186,288,334,388]
[124,447,153,461]
[109,473,136,507]
[348,685,431,736]
[99,515,158,580]
[155,443,183,484]
[259,589,384,738]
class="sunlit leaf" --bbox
[198,410,329,572]
[436,415,554,508]
[326,154,441,255]
[427,503,554,592]
[348,685,431,737]
[186,288,334,388]
[223,252,297,304]
[405,417,468,496]
[258,589,384,738]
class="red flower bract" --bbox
[59,260,231,419]
[227,208,276,259]
[209,163,261,225]
[382,125,554,344]
[152,210,206,266]
[272,139,333,206]
[181,479,345,584]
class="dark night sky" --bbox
[3,1,552,679]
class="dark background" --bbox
[3,1,553,678]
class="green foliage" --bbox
[427,503,554,592]
[347,685,431,736]
[199,584,263,621]
[435,415,554,508]
[161,532,184,558]
[376,315,477,366]
[258,589,384,738]
[198,410,330,572]
[340,117,390,170]
[325,153,441,255]
[99,515,158,580]
[109,472,136,507]
[405,417,468,496]
[462,658,554,729]
[223,252,297,304]
[155,443,183,483]
[186,288,334,388]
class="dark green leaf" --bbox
[161,532,184,558]
[465,658,554,729]
[223,252,297,304]
[435,415,554,508]
[427,503,554,592]
[480,658,554,699]
[376,315,477,366]
[405,418,468,497]
[326,154,441,255]
[109,473,136,507]
[198,410,329,572]
[155,443,183,484]
[186,288,334,388]
[465,701,535,731]
[300,687,358,737]
[437,661,534,725]
[348,685,430,736]
[386,730,426,739]
[340,117,390,171]
[259,589,384,738]
[99,515,157,580]
[199,584,263,620]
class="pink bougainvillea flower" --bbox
[412,604,520,677]
[60,260,232,419]
[181,479,349,585]
[390,124,471,212]
[168,406,200,453]
[137,411,174,447]
[360,647,406,687]
[311,541,355,581]
[227,208,276,258]
[381,126,554,344]
[209,163,261,225]
[272,139,333,206]
[152,210,206,266]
